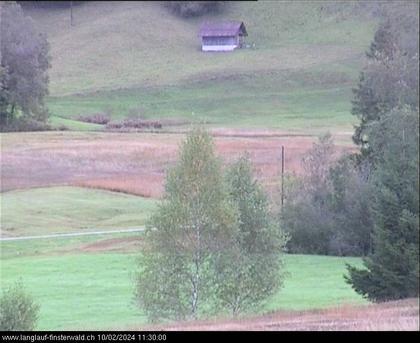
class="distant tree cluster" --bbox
[135,129,288,321]
[0,1,51,131]
[17,1,84,10]
[281,134,373,256]
[164,1,225,18]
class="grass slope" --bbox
[48,115,103,131]
[0,232,140,260]
[0,187,156,237]
[27,1,374,96]
[47,70,358,132]
[23,1,377,131]
[0,252,365,330]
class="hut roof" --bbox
[199,21,248,37]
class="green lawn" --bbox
[0,251,146,330]
[267,255,366,311]
[0,187,157,237]
[0,251,366,330]
[0,184,366,330]
[47,69,358,133]
[48,115,103,131]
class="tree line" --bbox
[0,1,50,131]
[281,1,419,302]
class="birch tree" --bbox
[214,155,288,315]
[135,128,238,321]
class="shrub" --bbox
[0,281,40,331]
[106,118,162,130]
[0,116,52,132]
[123,118,162,129]
[105,121,123,130]
[57,125,69,131]
[77,112,111,125]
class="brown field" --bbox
[133,298,419,331]
[0,130,355,198]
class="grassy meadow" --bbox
[28,1,374,96]
[46,72,358,133]
[21,1,377,133]
[0,187,157,237]
[0,249,365,330]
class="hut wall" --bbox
[202,36,238,51]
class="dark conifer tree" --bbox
[346,108,419,301]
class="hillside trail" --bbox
[0,227,146,241]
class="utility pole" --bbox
[281,145,285,210]
[70,1,74,27]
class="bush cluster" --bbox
[77,113,111,125]
[106,118,162,130]
[0,117,52,132]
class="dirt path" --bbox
[0,227,145,241]
[135,299,419,331]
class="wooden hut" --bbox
[199,21,248,52]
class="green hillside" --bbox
[1,187,157,237]
[25,1,378,131]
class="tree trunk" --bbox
[191,220,201,319]
[191,256,199,319]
